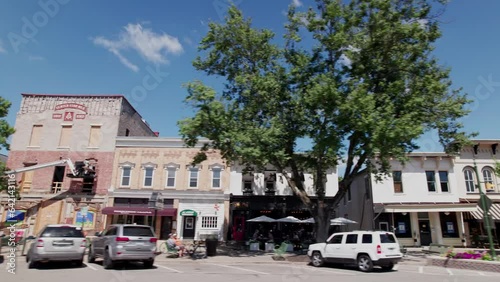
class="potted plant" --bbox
[283,239,294,252]
[265,240,275,252]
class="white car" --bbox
[307,231,403,272]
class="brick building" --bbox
[1,94,156,236]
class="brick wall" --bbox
[7,151,114,195]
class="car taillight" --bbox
[36,239,44,247]
[80,239,86,247]
[149,238,158,243]
[377,245,382,254]
[116,237,129,242]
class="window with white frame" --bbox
[482,167,495,191]
[201,216,218,228]
[166,168,176,187]
[143,167,154,187]
[439,171,449,192]
[464,168,475,193]
[212,168,221,188]
[425,171,436,192]
[189,167,199,188]
[392,171,403,193]
[121,167,132,187]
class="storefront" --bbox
[176,200,226,240]
[102,199,177,240]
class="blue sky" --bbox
[1,0,500,155]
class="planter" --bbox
[427,256,500,273]
[249,242,260,251]
[265,242,275,252]
[286,244,294,252]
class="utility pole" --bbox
[472,158,497,260]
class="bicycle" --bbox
[186,240,207,259]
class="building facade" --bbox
[105,137,230,241]
[228,164,338,242]
[339,144,500,247]
[1,94,156,236]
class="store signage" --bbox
[179,209,198,216]
[53,103,88,120]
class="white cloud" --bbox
[92,23,183,72]
[0,40,6,53]
[183,37,194,46]
[292,0,303,7]
[29,55,45,61]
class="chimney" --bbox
[154,132,159,137]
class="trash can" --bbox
[205,236,218,257]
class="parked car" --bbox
[26,224,87,268]
[87,224,157,269]
[307,230,403,272]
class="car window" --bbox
[328,234,343,244]
[380,233,397,243]
[104,227,117,236]
[362,234,372,244]
[123,227,154,237]
[40,227,84,238]
[345,234,358,244]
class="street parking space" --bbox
[3,255,500,282]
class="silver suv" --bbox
[26,224,86,268]
[88,224,157,269]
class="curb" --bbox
[426,256,500,273]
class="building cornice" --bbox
[115,137,211,148]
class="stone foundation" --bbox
[427,256,500,273]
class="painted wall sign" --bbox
[64,112,74,121]
[54,103,88,113]
[179,209,198,216]
[52,113,63,119]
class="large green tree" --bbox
[0,96,16,193]
[179,0,473,241]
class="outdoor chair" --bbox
[274,242,288,256]
[166,244,179,258]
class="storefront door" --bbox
[182,216,196,239]
[419,220,432,246]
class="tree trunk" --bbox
[312,200,331,242]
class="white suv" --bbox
[307,231,403,272]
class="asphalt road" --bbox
[2,256,500,282]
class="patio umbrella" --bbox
[276,216,302,223]
[330,217,357,225]
[246,215,276,222]
[301,218,315,224]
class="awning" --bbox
[383,203,479,213]
[469,204,500,221]
[102,207,177,216]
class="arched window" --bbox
[463,168,475,193]
[482,167,496,192]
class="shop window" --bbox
[440,212,459,238]
[439,171,449,192]
[393,213,412,238]
[425,171,436,192]
[201,216,218,228]
[392,171,403,193]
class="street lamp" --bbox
[472,158,497,260]
[148,192,163,233]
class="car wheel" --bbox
[103,248,114,270]
[143,259,154,269]
[357,254,373,272]
[27,255,37,269]
[311,251,324,267]
[381,263,394,271]
[87,246,96,263]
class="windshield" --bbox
[40,227,84,238]
[380,233,397,243]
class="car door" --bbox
[94,227,115,255]
[340,233,359,263]
[324,234,344,262]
